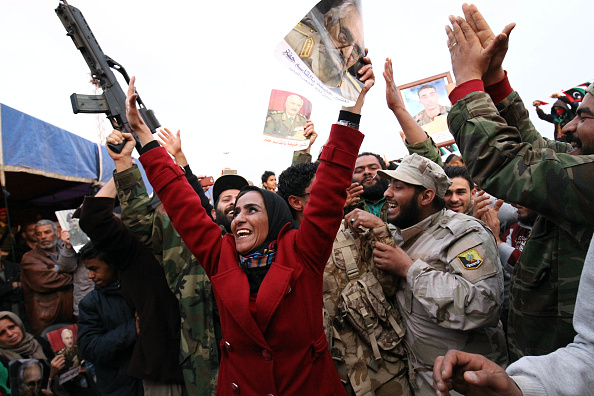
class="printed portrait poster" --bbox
[46,324,82,385]
[399,72,455,147]
[275,0,365,106]
[263,89,313,149]
[9,359,50,396]
[55,209,89,252]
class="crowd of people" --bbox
[0,3,592,396]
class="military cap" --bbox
[586,83,594,97]
[378,153,451,197]
[213,175,249,204]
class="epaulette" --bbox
[292,22,316,58]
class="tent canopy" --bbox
[0,103,152,221]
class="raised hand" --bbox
[446,15,493,84]
[344,49,375,115]
[157,128,183,158]
[125,77,155,146]
[344,183,364,208]
[384,58,405,113]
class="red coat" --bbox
[141,124,363,395]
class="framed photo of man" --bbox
[398,72,455,147]
[275,0,365,105]
[263,89,313,149]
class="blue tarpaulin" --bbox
[0,103,152,212]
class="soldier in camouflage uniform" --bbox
[278,162,411,396]
[350,154,507,395]
[114,164,219,396]
[445,14,594,362]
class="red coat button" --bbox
[231,383,240,393]
[262,349,273,361]
[224,341,233,352]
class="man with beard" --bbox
[444,3,594,362]
[211,175,250,234]
[346,153,506,395]
[20,220,73,335]
[112,128,247,395]
[346,152,391,221]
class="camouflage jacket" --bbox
[405,137,443,167]
[393,209,507,394]
[114,165,219,396]
[448,90,594,361]
[324,223,411,396]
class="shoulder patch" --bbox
[457,248,483,270]
[300,37,315,58]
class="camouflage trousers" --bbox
[180,352,218,396]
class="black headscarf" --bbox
[234,186,296,292]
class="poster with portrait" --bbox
[46,324,82,385]
[398,72,455,147]
[55,209,89,252]
[9,359,50,396]
[263,89,313,150]
[275,0,364,106]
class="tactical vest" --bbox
[323,224,410,395]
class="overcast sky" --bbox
[1,0,592,185]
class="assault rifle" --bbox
[55,0,159,153]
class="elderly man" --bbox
[347,154,507,395]
[444,3,594,362]
[264,95,308,139]
[284,0,364,101]
[20,220,73,335]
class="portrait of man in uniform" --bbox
[263,89,312,140]
[398,72,456,147]
[414,84,451,126]
[283,0,365,102]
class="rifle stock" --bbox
[55,0,160,153]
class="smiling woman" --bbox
[136,111,364,395]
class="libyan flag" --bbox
[561,81,592,103]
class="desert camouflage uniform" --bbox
[324,223,411,396]
[393,209,507,394]
[115,165,219,396]
[448,90,594,361]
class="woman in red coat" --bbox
[116,58,373,395]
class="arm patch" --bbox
[447,233,498,283]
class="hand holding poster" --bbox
[55,209,89,252]
[275,0,365,105]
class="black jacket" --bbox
[79,197,183,383]
[78,281,142,396]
